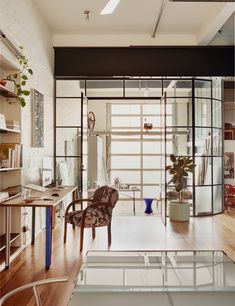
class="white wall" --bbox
[0,0,53,240]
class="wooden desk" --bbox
[0,186,77,270]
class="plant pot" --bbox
[169,201,190,221]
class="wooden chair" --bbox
[224,184,235,212]
[0,277,68,306]
[64,186,119,252]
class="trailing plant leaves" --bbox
[22,75,28,80]
[21,81,26,86]
[28,69,33,75]
[23,90,30,96]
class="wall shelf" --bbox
[0,127,21,133]
[0,233,21,252]
[0,84,18,99]
[0,167,21,172]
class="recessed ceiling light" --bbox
[100,0,120,15]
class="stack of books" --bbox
[2,185,22,197]
[0,191,9,203]
[0,113,6,129]
[0,143,22,168]
[6,120,20,131]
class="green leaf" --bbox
[23,90,30,96]
[19,45,24,50]
[21,81,26,86]
[22,75,28,80]
[19,97,26,107]
[28,68,33,75]
[170,154,176,162]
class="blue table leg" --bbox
[31,207,36,245]
[46,207,52,269]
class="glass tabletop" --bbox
[69,250,235,306]
[73,250,235,291]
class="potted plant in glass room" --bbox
[166,154,196,221]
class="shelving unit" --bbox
[0,167,22,172]
[0,84,18,99]
[0,52,22,271]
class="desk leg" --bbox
[133,191,136,215]
[45,207,52,270]
[5,207,11,269]
[31,207,36,245]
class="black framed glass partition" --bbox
[54,77,223,217]
[54,80,87,194]
[163,78,223,216]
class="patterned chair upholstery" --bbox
[64,186,119,252]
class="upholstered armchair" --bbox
[64,186,119,252]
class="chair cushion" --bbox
[65,210,83,226]
[65,205,111,228]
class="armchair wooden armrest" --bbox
[65,198,93,215]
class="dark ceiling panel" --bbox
[54,46,234,77]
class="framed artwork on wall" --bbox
[224,152,234,179]
[32,89,44,147]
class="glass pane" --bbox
[86,80,123,97]
[56,80,84,97]
[143,104,161,115]
[143,171,161,184]
[195,128,211,156]
[213,157,222,184]
[143,156,161,169]
[213,129,222,156]
[167,128,192,156]
[195,156,212,185]
[125,79,162,97]
[213,100,222,128]
[111,156,141,169]
[213,185,223,214]
[56,128,81,157]
[56,98,81,126]
[143,186,160,198]
[143,115,170,128]
[56,157,81,186]
[195,98,211,127]
[111,104,140,115]
[212,78,222,100]
[143,142,161,154]
[111,129,141,139]
[195,186,212,214]
[111,142,141,154]
[112,116,140,127]
[194,79,211,98]
[165,98,192,127]
[163,80,192,97]
[110,171,140,184]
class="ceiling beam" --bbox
[197,3,235,45]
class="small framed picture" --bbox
[32,89,44,147]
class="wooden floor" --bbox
[0,206,235,306]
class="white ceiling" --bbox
[33,0,234,45]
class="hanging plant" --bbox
[7,45,33,107]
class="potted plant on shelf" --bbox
[2,45,33,107]
[166,154,196,221]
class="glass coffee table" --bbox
[69,250,235,306]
